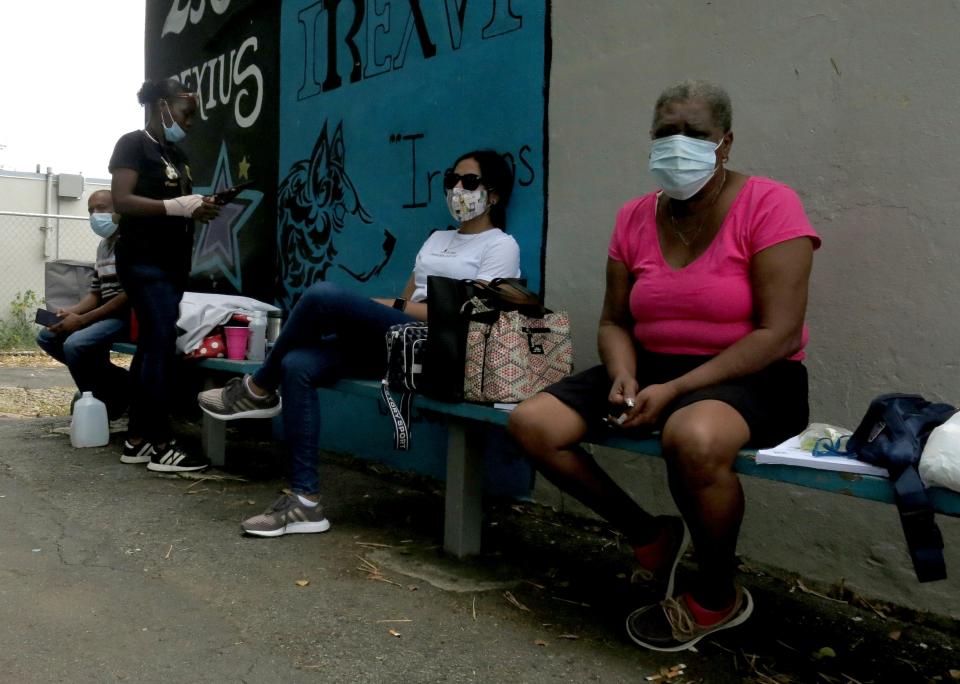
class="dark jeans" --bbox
[116,262,185,444]
[36,318,129,418]
[252,282,414,495]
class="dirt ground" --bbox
[0,350,129,416]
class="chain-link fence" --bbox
[0,211,95,348]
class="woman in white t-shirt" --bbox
[198,149,520,537]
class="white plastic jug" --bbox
[70,391,109,448]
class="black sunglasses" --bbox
[443,171,484,191]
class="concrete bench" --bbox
[112,342,960,559]
[327,380,960,556]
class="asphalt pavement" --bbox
[0,368,956,682]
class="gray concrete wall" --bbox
[539,1,960,616]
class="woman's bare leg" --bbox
[661,400,750,608]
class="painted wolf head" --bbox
[277,121,396,309]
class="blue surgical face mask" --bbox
[649,134,723,200]
[161,100,187,143]
[90,213,118,239]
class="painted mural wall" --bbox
[145,0,547,496]
[146,0,546,308]
[146,0,278,302]
[278,0,547,309]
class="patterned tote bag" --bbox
[464,306,573,403]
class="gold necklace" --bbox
[667,168,727,247]
[142,129,180,181]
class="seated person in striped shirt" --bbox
[37,190,131,422]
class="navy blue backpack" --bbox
[846,393,956,583]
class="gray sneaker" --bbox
[198,375,281,420]
[241,493,331,537]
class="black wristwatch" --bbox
[392,298,407,311]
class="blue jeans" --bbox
[252,282,414,495]
[36,318,129,418]
[115,262,185,445]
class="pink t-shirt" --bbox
[608,176,821,361]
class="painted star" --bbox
[192,142,263,291]
[238,155,250,181]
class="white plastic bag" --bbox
[798,423,852,453]
[919,412,960,492]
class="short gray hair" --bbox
[653,80,733,132]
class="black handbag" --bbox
[423,276,477,402]
[847,393,956,582]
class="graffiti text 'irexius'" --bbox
[174,35,264,129]
[297,0,523,99]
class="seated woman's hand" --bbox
[607,372,639,424]
[619,382,679,429]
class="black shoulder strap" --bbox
[381,381,414,451]
[892,465,946,582]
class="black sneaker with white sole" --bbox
[121,440,154,464]
[147,442,210,472]
[626,586,754,652]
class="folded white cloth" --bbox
[176,292,280,355]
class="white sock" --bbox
[243,375,267,399]
[296,494,319,507]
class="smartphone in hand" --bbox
[212,180,254,205]
[35,308,62,327]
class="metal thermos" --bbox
[266,311,282,343]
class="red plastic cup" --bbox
[129,309,139,343]
[223,326,251,360]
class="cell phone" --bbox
[212,180,255,205]
[35,308,62,327]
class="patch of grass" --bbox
[0,290,43,351]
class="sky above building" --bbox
[0,1,145,179]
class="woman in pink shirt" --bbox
[508,80,820,652]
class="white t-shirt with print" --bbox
[410,228,521,302]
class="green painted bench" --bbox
[112,342,960,558]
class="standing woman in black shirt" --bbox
[109,78,219,472]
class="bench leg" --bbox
[444,420,485,558]
[201,377,226,468]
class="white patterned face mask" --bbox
[445,187,488,223]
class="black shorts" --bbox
[542,350,809,449]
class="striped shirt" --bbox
[91,238,124,302]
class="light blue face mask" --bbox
[90,213,118,239]
[161,100,187,143]
[649,134,723,200]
